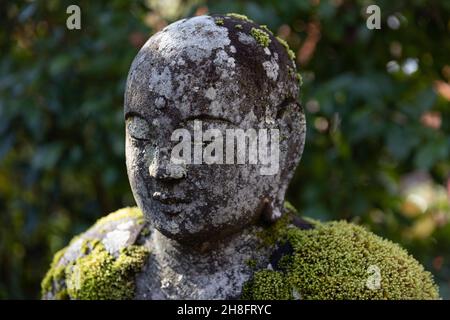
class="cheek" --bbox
[126,138,155,171]
[126,139,151,193]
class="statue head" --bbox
[124,14,306,244]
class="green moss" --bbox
[215,18,224,26]
[226,13,253,23]
[245,220,439,300]
[250,28,271,48]
[259,25,273,35]
[296,72,303,87]
[246,259,257,269]
[283,201,298,214]
[41,207,150,300]
[276,36,296,62]
[41,247,68,297]
[234,24,243,30]
[242,270,292,300]
[257,212,291,246]
[140,226,151,237]
[55,289,69,300]
[65,240,149,300]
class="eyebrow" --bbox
[124,111,145,120]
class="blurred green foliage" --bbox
[0,0,449,299]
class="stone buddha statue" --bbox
[42,14,439,300]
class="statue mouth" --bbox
[152,191,191,205]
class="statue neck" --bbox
[145,225,273,299]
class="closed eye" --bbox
[126,116,151,141]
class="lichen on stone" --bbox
[250,28,271,48]
[226,13,253,23]
[244,220,440,300]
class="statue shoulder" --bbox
[41,207,154,300]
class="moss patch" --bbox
[245,220,439,300]
[259,25,273,35]
[65,240,149,300]
[234,24,243,30]
[242,270,291,300]
[257,211,291,246]
[296,72,303,87]
[226,13,253,23]
[41,247,69,298]
[215,18,224,26]
[41,207,149,300]
[250,28,271,48]
[276,36,296,62]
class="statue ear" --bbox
[276,101,306,186]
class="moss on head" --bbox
[276,36,296,62]
[234,24,243,30]
[259,25,273,35]
[65,240,149,300]
[245,220,439,300]
[250,28,271,48]
[296,72,303,87]
[226,13,253,23]
[215,18,224,26]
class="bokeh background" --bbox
[1,0,449,299]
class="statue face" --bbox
[124,15,305,243]
[126,105,274,243]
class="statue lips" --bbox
[152,191,191,216]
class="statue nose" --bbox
[148,147,187,181]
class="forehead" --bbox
[124,15,282,125]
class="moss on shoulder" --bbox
[41,246,69,299]
[41,207,149,300]
[245,220,439,300]
[242,270,291,300]
[65,241,148,300]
